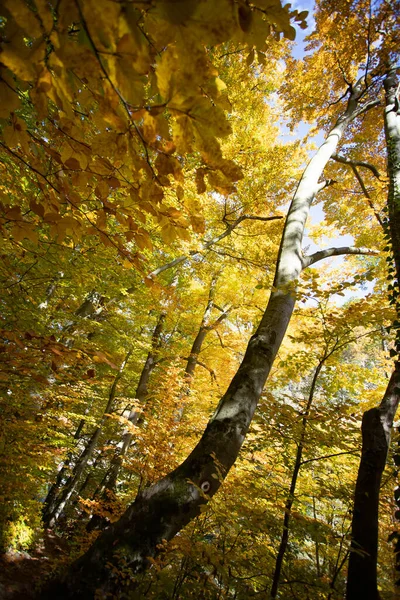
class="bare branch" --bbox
[350,98,381,121]
[196,360,217,381]
[315,179,337,193]
[331,154,381,179]
[302,246,378,269]
[146,214,282,279]
[331,155,384,228]
[300,450,359,467]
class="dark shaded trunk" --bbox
[346,367,400,599]
[42,414,87,524]
[346,66,400,600]
[178,275,229,417]
[185,328,208,380]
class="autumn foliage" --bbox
[0,0,400,599]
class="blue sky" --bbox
[281,0,376,305]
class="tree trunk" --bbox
[99,313,166,494]
[177,274,229,419]
[184,275,218,382]
[42,413,88,525]
[384,66,400,286]
[346,66,400,600]
[40,80,370,600]
[270,358,325,598]
[346,366,400,599]
[44,350,132,527]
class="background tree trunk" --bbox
[44,350,132,527]
[346,66,400,600]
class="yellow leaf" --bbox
[134,231,153,251]
[190,214,205,234]
[64,157,81,170]
[4,0,42,38]
[171,116,193,154]
[195,168,207,194]
[0,45,36,81]
[142,111,157,143]
[0,82,21,118]
[123,259,133,269]
[160,224,177,244]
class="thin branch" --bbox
[74,0,156,179]
[331,154,384,228]
[350,98,381,121]
[146,214,282,279]
[328,88,351,108]
[0,142,135,263]
[331,154,381,179]
[195,360,216,381]
[364,0,373,89]
[302,246,378,269]
[351,164,384,228]
[300,450,358,467]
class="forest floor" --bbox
[0,531,69,599]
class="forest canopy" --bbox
[0,0,400,599]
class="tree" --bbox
[346,64,400,600]
[1,1,400,599]
[40,44,384,600]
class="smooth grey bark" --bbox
[346,65,400,600]
[302,246,378,268]
[40,79,375,600]
[332,153,382,179]
[384,67,400,301]
[45,350,132,527]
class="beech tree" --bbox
[1,1,400,599]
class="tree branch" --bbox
[302,246,378,269]
[195,360,217,381]
[146,214,282,279]
[350,98,381,121]
[331,154,381,179]
[300,450,358,467]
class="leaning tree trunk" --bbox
[40,79,374,600]
[346,66,400,600]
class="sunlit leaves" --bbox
[0,0,302,269]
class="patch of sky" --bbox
[277,0,376,305]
